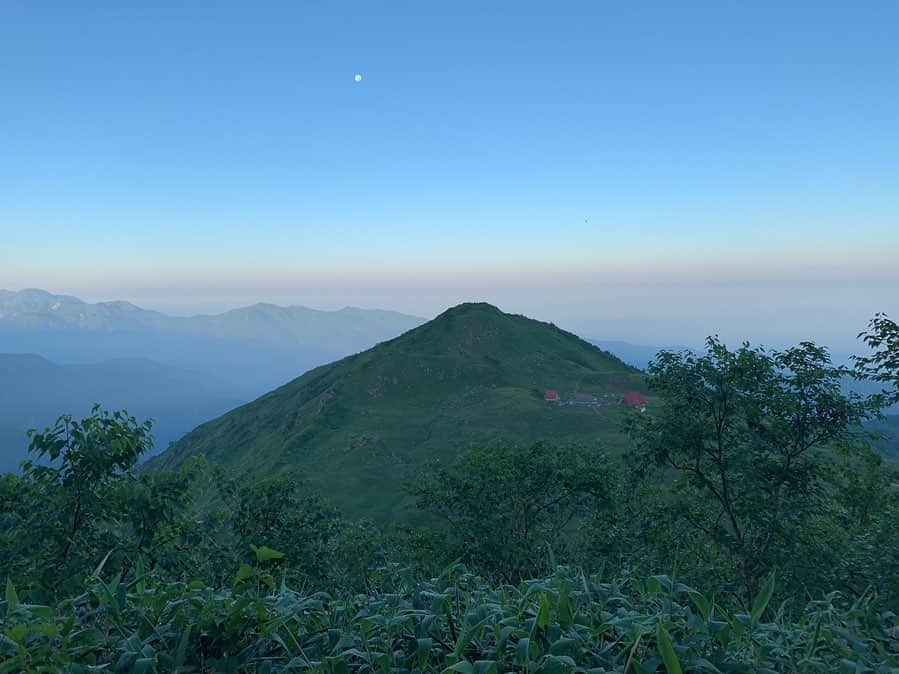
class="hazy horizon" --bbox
[3,280,890,355]
[3,1,897,353]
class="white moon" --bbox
[354,73,363,82]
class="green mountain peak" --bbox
[153,304,643,520]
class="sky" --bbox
[1,1,897,350]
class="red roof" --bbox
[620,391,646,407]
[544,389,560,401]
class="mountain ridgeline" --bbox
[154,303,643,519]
[0,289,425,396]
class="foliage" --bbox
[0,407,189,598]
[627,338,887,600]
[856,313,899,404]
[221,474,343,586]
[869,414,899,459]
[3,311,899,669]
[410,442,609,582]
[2,564,897,673]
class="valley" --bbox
[0,353,244,472]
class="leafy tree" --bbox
[28,407,153,551]
[823,445,899,599]
[108,456,207,576]
[856,312,899,403]
[9,407,154,594]
[630,338,879,600]
[574,459,697,580]
[0,407,203,597]
[219,474,343,585]
[409,441,609,582]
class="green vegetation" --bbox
[858,313,899,458]
[628,339,888,600]
[871,414,899,459]
[410,442,608,582]
[856,312,899,404]
[4,564,897,673]
[2,308,898,670]
[153,303,644,520]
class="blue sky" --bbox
[1,1,897,348]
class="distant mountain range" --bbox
[4,290,895,481]
[0,353,244,473]
[152,303,646,521]
[0,289,426,396]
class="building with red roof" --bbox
[619,391,647,409]
[544,389,560,402]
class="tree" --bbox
[631,338,878,600]
[109,456,206,575]
[220,475,342,585]
[856,312,899,404]
[1,407,202,597]
[409,441,609,582]
[14,407,154,593]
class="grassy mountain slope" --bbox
[155,303,645,520]
[871,414,899,460]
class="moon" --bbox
[354,73,363,83]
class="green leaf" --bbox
[549,637,578,655]
[6,625,27,644]
[688,591,710,620]
[473,661,498,674]
[751,569,776,625]
[516,637,542,664]
[175,624,192,668]
[443,662,474,674]
[325,656,348,674]
[133,658,156,674]
[656,624,682,674]
[5,579,19,613]
[687,658,724,673]
[234,564,254,584]
[516,637,532,664]
[557,580,573,626]
[535,655,577,674]
[32,622,58,638]
[135,556,146,594]
[416,637,433,661]
[537,593,553,630]
[250,544,285,562]
[453,616,490,658]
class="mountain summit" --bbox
[154,303,643,519]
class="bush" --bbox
[2,565,896,673]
